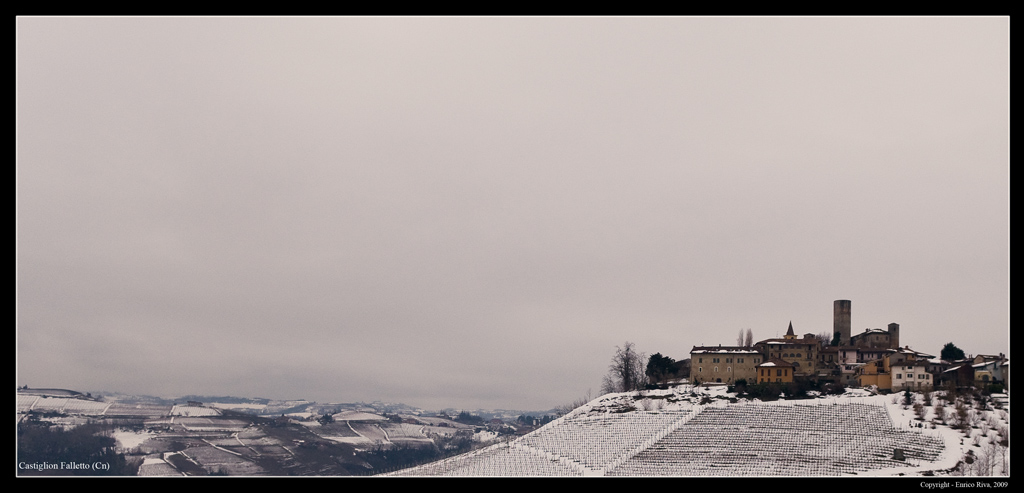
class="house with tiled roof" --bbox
[890,360,933,391]
[756,358,794,384]
[689,345,762,385]
[939,363,975,389]
[857,348,933,392]
[753,322,820,379]
[971,356,1007,388]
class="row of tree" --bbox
[735,329,753,347]
[600,342,686,394]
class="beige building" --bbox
[690,346,762,385]
[753,322,820,379]
[850,323,900,349]
[858,348,933,392]
[891,360,933,391]
[756,358,795,384]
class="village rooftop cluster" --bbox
[685,300,1008,394]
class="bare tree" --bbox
[954,400,971,432]
[737,329,745,346]
[934,400,947,425]
[555,389,592,416]
[600,373,618,395]
[744,328,753,347]
[815,331,833,347]
[602,342,647,393]
[974,442,992,476]
[914,402,926,421]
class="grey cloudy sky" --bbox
[16,17,1008,411]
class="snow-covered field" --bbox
[387,386,1009,477]
[137,456,182,476]
[113,429,156,450]
[171,405,221,417]
[332,411,387,421]
[207,402,268,411]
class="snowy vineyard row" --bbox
[389,399,949,476]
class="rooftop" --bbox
[691,346,760,354]
[758,358,794,368]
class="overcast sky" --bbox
[16,17,1008,411]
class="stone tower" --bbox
[888,322,900,349]
[834,300,851,346]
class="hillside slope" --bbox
[387,386,982,477]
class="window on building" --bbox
[896,374,902,379]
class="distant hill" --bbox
[21,384,1004,476]
[17,387,532,475]
[16,387,87,398]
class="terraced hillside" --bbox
[609,402,943,476]
[388,396,947,477]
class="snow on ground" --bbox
[170,405,221,416]
[137,456,182,477]
[473,430,498,442]
[841,387,874,397]
[113,428,155,450]
[332,411,387,421]
[322,436,373,445]
[568,384,887,416]
[421,425,463,436]
[207,402,268,411]
[402,385,1006,477]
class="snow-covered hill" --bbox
[386,385,1008,477]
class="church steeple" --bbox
[784,321,796,339]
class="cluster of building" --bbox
[689,300,1008,392]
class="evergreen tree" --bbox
[941,342,966,361]
[645,353,677,384]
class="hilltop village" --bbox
[687,300,1008,393]
[15,299,1009,476]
